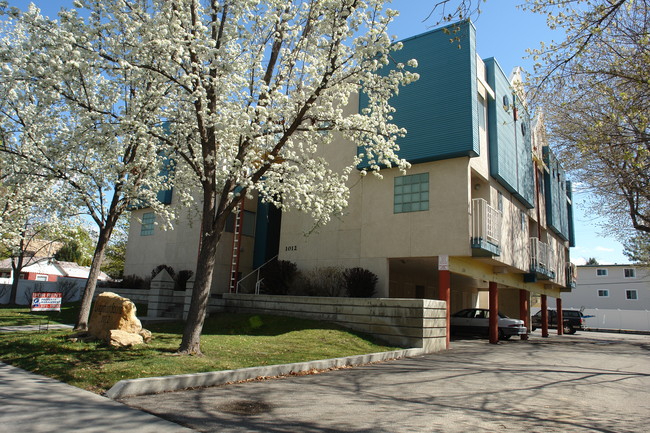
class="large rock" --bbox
[109,330,145,348]
[88,292,149,346]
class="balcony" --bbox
[470,198,502,257]
[565,262,577,290]
[528,237,556,280]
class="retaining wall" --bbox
[210,294,447,352]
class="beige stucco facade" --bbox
[276,83,572,316]
[124,193,258,293]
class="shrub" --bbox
[293,266,346,297]
[175,270,194,291]
[151,264,176,280]
[120,274,151,290]
[260,260,298,295]
[343,267,378,298]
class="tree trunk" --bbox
[8,254,24,305]
[178,195,227,355]
[74,219,117,331]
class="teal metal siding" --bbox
[359,21,479,165]
[485,58,534,209]
[566,181,576,247]
[544,147,571,241]
[514,95,535,208]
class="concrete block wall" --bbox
[95,288,151,304]
[211,294,447,352]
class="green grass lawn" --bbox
[0,303,81,326]
[0,307,399,394]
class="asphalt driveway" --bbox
[121,331,650,432]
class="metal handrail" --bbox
[236,255,278,294]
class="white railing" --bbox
[236,255,278,295]
[566,262,577,287]
[529,237,554,272]
[471,198,502,246]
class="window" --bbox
[35,275,48,282]
[626,290,638,300]
[497,191,503,212]
[521,211,527,230]
[140,212,155,236]
[624,268,636,278]
[597,289,609,297]
[596,269,608,276]
[225,210,256,237]
[394,173,429,213]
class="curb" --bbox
[585,328,650,336]
[105,347,427,399]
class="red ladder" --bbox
[228,198,245,293]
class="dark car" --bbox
[531,309,586,334]
[450,308,527,340]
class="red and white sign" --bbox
[438,255,449,271]
[31,292,62,312]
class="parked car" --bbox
[450,308,527,340]
[531,309,586,334]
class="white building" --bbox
[561,265,650,332]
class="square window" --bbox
[596,269,608,276]
[624,268,636,278]
[597,289,609,297]
[140,212,155,236]
[626,290,638,300]
[394,173,429,214]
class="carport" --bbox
[388,255,567,347]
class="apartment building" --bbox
[124,21,575,330]
[279,21,574,317]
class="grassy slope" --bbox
[0,309,399,394]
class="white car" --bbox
[450,308,527,340]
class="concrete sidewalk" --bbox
[0,362,194,433]
[0,324,73,333]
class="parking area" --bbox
[121,331,650,432]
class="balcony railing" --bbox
[566,262,577,289]
[471,198,502,256]
[529,237,556,280]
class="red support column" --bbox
[541,294,549,338]
[489,282,499,344]
[438,270,451,349]
[556,298,563,335]
[519,289,529,340]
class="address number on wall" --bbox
[285,245,298,251]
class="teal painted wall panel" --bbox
[486,58,517,192]
[360,21,479,164]
[485,59,534,209]
[566,181,576,247]
[544,147,570,240]
[514,95,535,208]
[253,200,270,269]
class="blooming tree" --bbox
[0,155,67,304]
[525,0,650,240]
[0,3,172,328]
[3,0,418,354]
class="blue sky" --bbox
[8,0,631,264]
